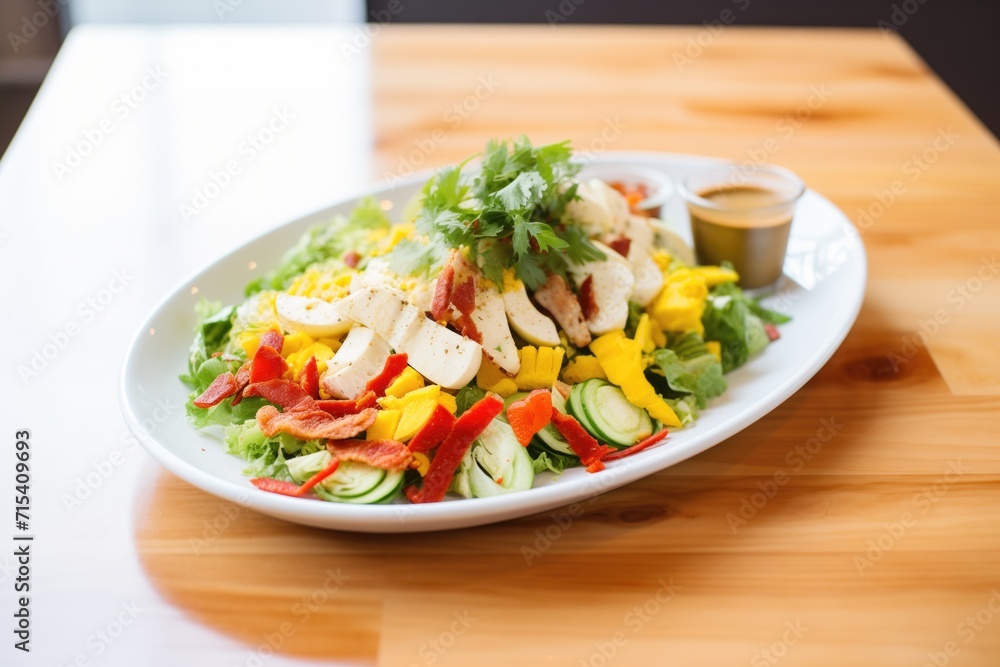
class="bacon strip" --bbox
[242,379,314,409]
[326,439,414,472]
[534,274,591,347]
[193,372,238,408]
[230,361,253,405]
[258,329,284,354]
[255,405,378,440]
[315,390,377,417]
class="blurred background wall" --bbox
[1,0,996,158]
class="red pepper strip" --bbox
[365,353,409,398]
[506,389,552,446]
[250,344,289,384]
[259,328,284,354]
[250,477,305,497]
[315,390,376,417]
[407,404,458,454]
[550,409,616,473]
[430,262,455,321]
[300,356,320,399]
[231,361,253,406]
[193,372,239,408]
[405,394,503,503]
[607,236,631,258]
[293,457,340,496]
[600,428,670,463]
[764,323,781,342]
[242,379,313,409]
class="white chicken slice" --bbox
[569,241,635,336]
[332,286,482,389]
[320,325,391,399]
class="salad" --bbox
[181,137,789,505]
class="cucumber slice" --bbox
[318,460,387,498]
[566,380,601,436]
[453,419,534,498]
[580,379,653,447]
[535,387,575,456]
[286,450,333,483]
[315,468,404,504]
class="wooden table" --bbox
[4,24,999,667]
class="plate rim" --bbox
[119,150,867,532]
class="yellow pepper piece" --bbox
[316,337,343,353]
[281,332,314,357]
[705,341,722,363]
[651,250,673,272]
[239,332,261,358]
[378,384,441,410]
[367,409,401,441]
[650,270,708,335]
[561,355,607,384]
[438,391,457,415]
[477,359,518,398]
[688,265,739,287]
[634,314,656,354]
[286,342,336,379]
[513,346,565,391]
[590,331,681,427]
[412,452,430,476]
[385,367,425,399]
[394,398,440,442]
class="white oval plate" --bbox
[120,152,865,533]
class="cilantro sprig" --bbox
[389,136,604,289]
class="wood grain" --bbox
[133,26,1000,666]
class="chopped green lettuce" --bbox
[701,282,789,372]
[223,419,325,480]
[455,385,487,416]
[651,333,727,409]
[530,449,579,475]
[245,196,391,296]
